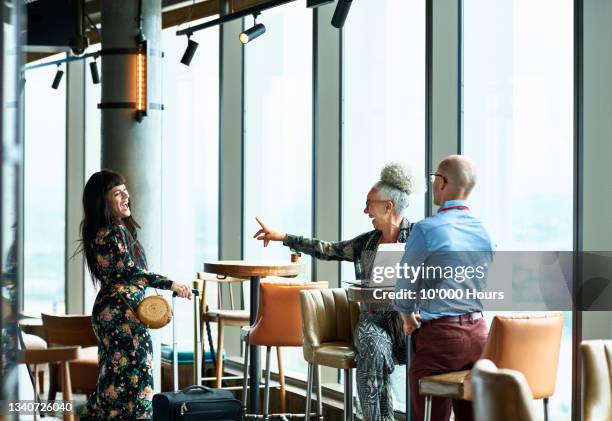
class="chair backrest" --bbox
[41,314,98,347]
[480,312,563,399]
[249,280,328,347]
[472,359,537,421]
[580,340,612,421]
[299,288,360,363]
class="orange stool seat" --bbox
[242,280,328,418]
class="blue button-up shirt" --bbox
[393,200,495,320]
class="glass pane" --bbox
[158,18,220,348]
[84,45,102,311]
[463,1,573,419]
[85,46,101,179]
[1,0,21,393]
[343,0,426,413]
[24,53,67,315]
[243,4,313,379]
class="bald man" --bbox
[394,155,494,421]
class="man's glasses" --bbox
[429,173,448,184]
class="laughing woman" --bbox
[79,170,192,420]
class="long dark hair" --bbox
[80,170,141,286]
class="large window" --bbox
[463,1,573,419]
[84,46,102,311]
[343,0,426,413]
[24,54,67,314]
[159,19,220,347]
[243,3,313,378]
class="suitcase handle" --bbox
[182,385,212,394]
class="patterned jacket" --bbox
[283,218,413,280]
[282,218,414,363]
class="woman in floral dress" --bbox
[79,170,192,420]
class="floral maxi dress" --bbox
[80,223,172,420]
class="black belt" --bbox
[421,311,484,325]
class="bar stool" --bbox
[580,340,612,421]
[299,288,360,421]
[41,314,99,400]
[20,346,81,421]
[419,312,564,421]
[19,329,47,395]
[241,279,328,420]
[197,272,251,388]
[471,359,538,421]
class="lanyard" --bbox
[439,205,470,212]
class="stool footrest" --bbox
[244,413,322,420]
[201,375,244,381]
[203,381,282,391]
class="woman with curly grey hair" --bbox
[254,162,415,421]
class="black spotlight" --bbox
[180,36,199,66]
[89,59,100,84]
[331,0,353,29]
[51,65,64,89]
[240,23,266,44]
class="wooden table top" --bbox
[347,285,396,304]
[204,260,305,278]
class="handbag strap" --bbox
[113,286,161,318]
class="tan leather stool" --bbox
[419,312,563,421]
[580,340,612,421]
[300,288,360,421]
[471,359,538,421]
[241,280,328,420]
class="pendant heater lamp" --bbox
[331,0,353,28]
[136,40,148,122]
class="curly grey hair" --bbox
[374,162,414,215]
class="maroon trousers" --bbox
[409,318,488,421]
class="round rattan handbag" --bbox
[117,290,172,329]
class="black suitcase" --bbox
[153,385,243,420]
[153,289,244,421]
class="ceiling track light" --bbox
[180,35,199,66]
[89,56,100,84]
[240,13,266,44]
[51,64,64,89]
[331,0,353,29]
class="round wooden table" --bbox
[203,260,304,414]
